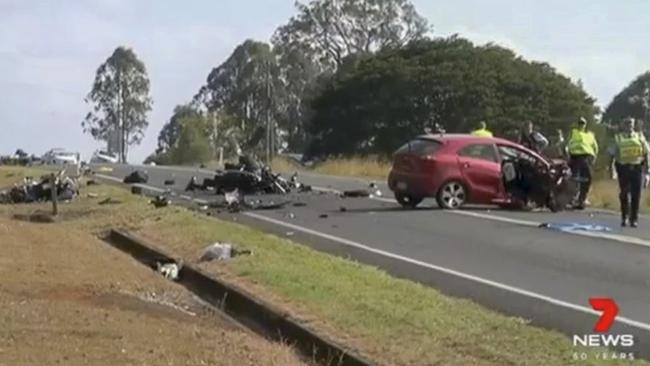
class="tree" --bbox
[194,40,285,158]
[82,46,153,163]
[270,0,430,150]
[307,37,597,157]
[274,43,322,150]
[272,0,430,71]
[156,104,201,154]
[169,116,213,165]
[603,71,650,132]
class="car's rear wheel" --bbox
[395,193,423,208]
[437,181,467,209]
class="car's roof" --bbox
[415,133,514,145]
[414,133,551,163]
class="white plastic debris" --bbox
[224,189,243,211]
[156,261,182,281]
[369,182,382,197]
[200,243,233,262]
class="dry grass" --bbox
[0,167,306,366]
[272,156,391,179]
[313,158,391,179]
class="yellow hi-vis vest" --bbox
[568,129,597,156]
[615,132,645,165]
[471,128,493,138]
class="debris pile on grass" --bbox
[0,170,78,204]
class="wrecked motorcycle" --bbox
[502,157,577,212]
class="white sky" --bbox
[1,0,648,162]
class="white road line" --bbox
[91,174,650,331]
[241,211,650,332]
[363,193,650,249]
[94,174,123,183]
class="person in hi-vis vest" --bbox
[470,121,493,137]
[567,117,599,209]
[608,117,650,228]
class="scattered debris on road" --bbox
[164,179,175,186]
[123,170,149,184]
[341,182,383,198]
[224,189,244,212]
[369,182,382,197]
[342,189,370,198]
[319,214,329,219]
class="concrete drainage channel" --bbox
[105,229,376,366]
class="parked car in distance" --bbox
[42,148,80,165]
[90,150,119,164]
[388,134,562,209]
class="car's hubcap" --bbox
[441,183,465,208]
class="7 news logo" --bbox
[572,298,635,361]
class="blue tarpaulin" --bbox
[539,222,613,233]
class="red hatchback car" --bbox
[388,134,554,209]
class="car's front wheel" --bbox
[437,181,467,209]
[395,193,423,208]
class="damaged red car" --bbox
[388,134,576,211]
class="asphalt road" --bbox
[95,163,650,357]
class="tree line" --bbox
[81,0,650,164]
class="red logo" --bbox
[590,298,619,333]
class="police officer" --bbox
[609,117,650,227]
[567,117,599,209]
[471,121,493,137]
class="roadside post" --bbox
[50,173,58,216]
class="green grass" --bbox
[1,165,645,365]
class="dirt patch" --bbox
[0,217,307,366]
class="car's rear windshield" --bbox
[395,139,442,156]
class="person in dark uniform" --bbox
[608,117,650,227]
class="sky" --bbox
[1,0,649,163]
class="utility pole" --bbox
[628,82,650,137]
[265,58,272,165]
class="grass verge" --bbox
[1,165,644,365]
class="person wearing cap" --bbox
[471,121,493,137]
[567,117,599,209]
[608,117,650,227]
